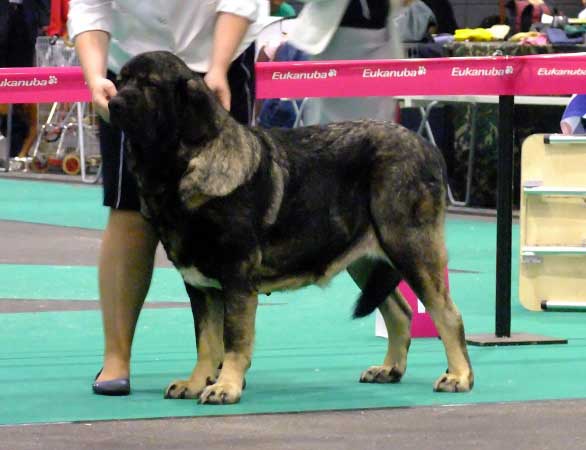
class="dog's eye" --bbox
[148,74,163,87]
[146,80,162,89]
[135,76,161,89]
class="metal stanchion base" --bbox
[466,333,567,347]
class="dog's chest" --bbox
[157,223,223,289]
[139,191,224,289]
[178,266,221,289]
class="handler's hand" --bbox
[89,77,117,122]
[204,68,231,111]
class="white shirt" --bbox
[68,0,263,73]
[289,0,402,56]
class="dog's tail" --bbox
[353,262,401,318]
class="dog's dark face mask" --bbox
[109,51,220,162]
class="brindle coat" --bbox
[109,51,473,405]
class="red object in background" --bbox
[397,273,445,338]
[375,269,446,339]
[46,0,69,37]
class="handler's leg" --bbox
[93,81,160,386]
[95,209,158,382]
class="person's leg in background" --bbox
[2,0,39,158]
[0,2,11,68]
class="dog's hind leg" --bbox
[199,288,259,405]
[375,222,474,392]
[368,152,473,391]
[348,259,412,383]
[165,286,225,400]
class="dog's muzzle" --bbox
[108,95,128,126]
[109,87,144,129]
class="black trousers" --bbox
[0,2,38,156]
[0,3,36,68]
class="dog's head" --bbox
[109,51,261,201]
[109,51,221,150]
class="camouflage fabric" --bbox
[443,42,586,208]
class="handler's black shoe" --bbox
[92,369,130,396]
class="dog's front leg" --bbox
[165,287,224,399]
[199,288,258,405]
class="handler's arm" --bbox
[68,0,115,121]
[74,31,115,121]
[205,12,253,111]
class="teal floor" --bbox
[0,178,584,425]
[0,179,107,230]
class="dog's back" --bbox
[249,120,447,291]
[263,120,446,207]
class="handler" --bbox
[68,0,261,395]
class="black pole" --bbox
[495,95,514,337]
[468,95,566,346]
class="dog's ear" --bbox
[179,127,261,205]
[178,77,220,145]
[177,75,261,206]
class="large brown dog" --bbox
[109,51,473,405]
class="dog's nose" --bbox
[108,96,126,116]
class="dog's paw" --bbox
[199,381,242,405]
[359,365,404,384]
[164,378,213,399]
[433,371,474,393]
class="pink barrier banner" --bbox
[1,53,585,103]
[256,52,586,99]
[0,66,91,104]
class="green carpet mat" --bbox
[1,271,584,425]
[0,179,107,230]
[1,179,585,425]
[0,265,186,302]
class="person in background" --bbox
[0,0,46,72]
[560,95,586,135]
[289,0,404,125]
[68,0,261,396]
[396,0,437,42]
[506,0,554,33]
[287,0,304,14]
[0,0,49,159]
[270,0,296,17]
[421,0,458,34]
